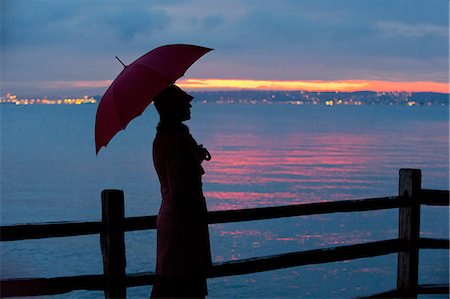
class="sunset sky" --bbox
[1,0,449,96]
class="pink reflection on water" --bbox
[218,229,263,237]
[204,191,299,201]
[210,225,398,263]
[200,119,448,212]
[204,191,325,210]
[204,132,385,186]
[203,131,393,210]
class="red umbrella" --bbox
[95,44,212,154]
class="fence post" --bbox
[101,190,126,299]
[397,169,421,298]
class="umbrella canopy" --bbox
[95,44,212,154]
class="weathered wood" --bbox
[1,173,448,298]
[397,168,421,298]
[0,220,102,241]
[210,239,402,278]
[123,196,405,231]
[100,190,126,299]
[420,189,450,206]
[417,283,450,295]
[1,196,405,241]
[123,239,402,287]
[126,272,156,288]
[0,274,104,297]
[419,237,450,249]
[208,196,405,224]
[0,239,402,296]
[124,215,157,231]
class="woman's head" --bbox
[153,85,193,122]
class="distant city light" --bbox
[0,93,96,105]
[1,91,447,107]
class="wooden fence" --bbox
[1,168,449,298]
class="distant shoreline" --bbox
[1,90,448,107]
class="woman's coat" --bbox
[152,122,212,277]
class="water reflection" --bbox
[205,133,381,183]
[197,106,449,293]
[2,105,448,298]
[200,122,448,211]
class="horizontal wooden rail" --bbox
[124,215,157,231]
[0,196,405,241]
[209,239,403,278]
[419,237,450,250]
[1,183,448,298]
[2,191,447,241]
[420,189,450,206]
[0,239,403,297]
[208,196,405,224]
[6,236,448,297]
[0,221,102,242]
[0,274,104,297]
[417,283,450,295]
[127,239,405,287]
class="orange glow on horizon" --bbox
[177,78,449,93]
[45,80,113,89]
[44,78,448,93]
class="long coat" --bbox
[152,122,212,278]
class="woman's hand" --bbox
[198,144,211,162]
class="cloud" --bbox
[2,1,170,48]
[377,22,449,38]
[43,80,113,89]
[1,0,448,96]
[200,14,227,30]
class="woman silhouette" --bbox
[151,85,212,298]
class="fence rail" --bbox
[5,191,448,241]
[1,169,449,298]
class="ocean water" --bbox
[1,103,448,298]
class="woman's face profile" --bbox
[154,85,194,122]
[172,94,192,122]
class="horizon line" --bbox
[4,78,449,96]
[177,79,449,93]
